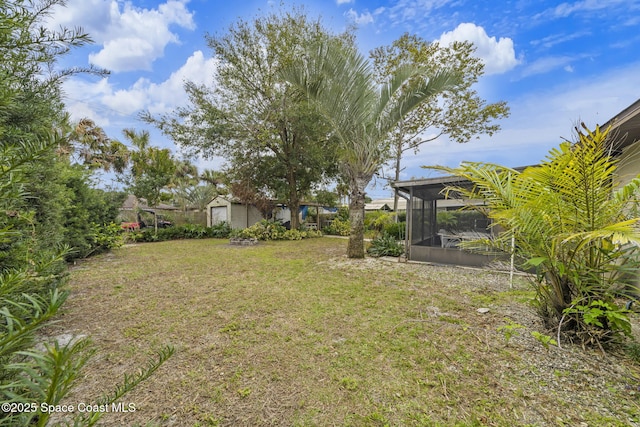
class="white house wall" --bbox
[617,139,640,188]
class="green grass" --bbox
[53,238,640,426]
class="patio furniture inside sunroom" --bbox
[393,175,503,267]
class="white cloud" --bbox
[49,0,195,73]
[544,0,629,18]
[437,23,520,75]
[336,0,354,4]
[520,56,575,78]
[62,78,114,122]
[390,62,640,185]
[63,51,218,123]
[530,31,590,49]
[519,53,594,78]
[386,0,457,28]
[144,51,219,115]
[345,8,374,25]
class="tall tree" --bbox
[142,9,341,229]
[120,128,176,207]
[282,38,461,258]
[371,34,510,214]
[169,158,199,212]
[0,0,108,261]
[56,116,129,173]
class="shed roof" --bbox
[120,194,178,211]
[365,198,407,211]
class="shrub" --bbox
[367,233,404,257]
[90,222,124,255]
[229,221,323,241]
[383,221,406,239]
[433,124,640,346]
[232,220,287,240]
[125,223,232,242]
[323,218,350,236]
[336,206,349,221]
[283,229,304,240]
[209,221,232,238]
[364,211,392,231]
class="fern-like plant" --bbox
[430,124,640,345]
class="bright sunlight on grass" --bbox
[46,238,639,426]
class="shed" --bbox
[206,196,263,229]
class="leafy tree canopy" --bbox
[143,8,344,228]
[371,33,510,212]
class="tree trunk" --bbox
[289,199,300,229]
[347,176,368,258]
[393,139,402,221]
[287,168,300,230]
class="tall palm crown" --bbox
[282,38,460,257]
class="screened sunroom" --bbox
[393,175,502,267]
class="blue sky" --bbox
[49,0,640,198]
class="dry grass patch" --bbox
[43,238,640,426]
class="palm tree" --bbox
[282,39,460,257]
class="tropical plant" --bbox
[281,37,460,258]
[431,124,640,346]
[367,233,404,257]
[436,211,458,230]
[121,128,176,208]
[0,2,172,423]
[383,221,406,239]
[56,116,129,173]
[323,218,351,236]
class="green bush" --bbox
[283,229,304,240]
[367,233,404,257]
[91,222,124,255]
[209,222,232,238]
[232,220,287,240]
[125,223,232,243]
[125,221,320,243]
[229,221,323,241]
[323,218,350,236]
[364,211,392,231]
[383,221,406,239]
[336,206,349,221]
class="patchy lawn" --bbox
[45,238,639,426]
